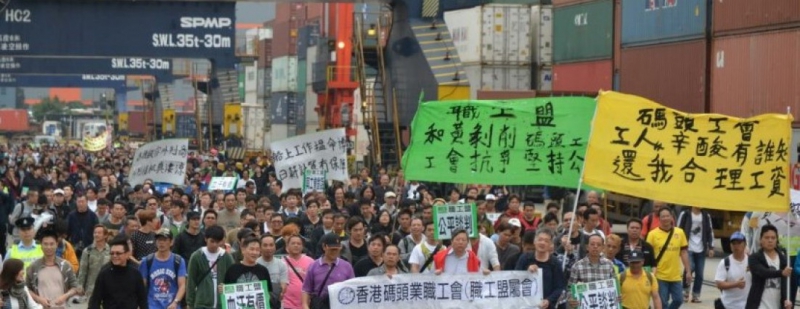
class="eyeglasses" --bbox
[109,251,126,256]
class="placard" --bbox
[570,278,620,309]
[220,281,270,309]
[209,177,238,191]
[433,203,478,240]
[128,139,189,186]
[270,129,349,191]
[302,170,326,195]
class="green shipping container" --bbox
[297,60,307,91]
[553,0,613,63]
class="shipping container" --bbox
[444,4,532,65]
[127,110,152,136]
[271,92,297,125]
[553,0,595,7]
[307,46,318,84]
[441,0,484,14]
[257,39,273,69]
[552,59,611,92]
[485,0,547,4]
[271,56,299,93]
[621,0,706,47]
[297,24,320,60]
[476,90,537,99]
[296,92,307,135]
[244,64,257,104]
[534,65,553,90]
[553,0,613,63]
[613,0,621,70]
[272,20,299,58]
[297,60,308,91]
[713,0,800,35]
[242,104,268,150]
[305,3,325,24]
[620,39,707,114]
[463,65,532,99]
[270,124,290,144]
[711,29,800,118]
[531,5,553,65]
[275,3,304,24]
[305,87,319,132]
[175,113,197,139]
[0,109,29,132]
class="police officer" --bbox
[5,217,43,270]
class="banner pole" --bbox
[562,92,603,271]
[787,106,792,301]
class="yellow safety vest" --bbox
[9,244,43,270]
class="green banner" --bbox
[220,280,270,309]
[402,97,596,187]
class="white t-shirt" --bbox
[469,234,499,270]
[761,253,781,309]
[202,247,224,308]
[688,212,704,253]
[714,255,751,309]
[409,242,439,273]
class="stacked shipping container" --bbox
[552,0,613,92]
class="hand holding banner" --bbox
[583,91,792,212]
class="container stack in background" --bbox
[551,0,614,93]
[270,3,303,142]
[618,0,707,113]
[295,23,320,137]
[710,1,800,118]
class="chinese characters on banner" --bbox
[208,177,238,191]
[329,272,543,309]
[570,279,620,309]
[583,91,792,212]
[220,281,270,309]
[302,170,326,195]
[433,203,478,240]
[270,129,350,191]
[401,98,596,186]
[128,139,189,186]
[82,130,110,152]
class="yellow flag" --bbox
[583,91,793,212]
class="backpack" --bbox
[619,269,653,287]
[144,253,183,287]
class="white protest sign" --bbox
[270,128,349,191]
[129,139,188,186]
[329,271,543,309]
[570,278,620,309]
[433,203,478,240]
[220,281,270,309]
[209,177,238,191]
[303,170,326,195]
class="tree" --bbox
[31,96,83,122]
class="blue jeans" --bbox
[658,280,683,309]
[683,251,705,297]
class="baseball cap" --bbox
[155,228,173,239]
[730,231,746,242]
[53,189,65,195]
[485,194,497,201]
[629,250,645,262]
[385,191,397,198]
[321,233,342,247]
[508,218,522,228]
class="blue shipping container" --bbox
[175,113,197,139]
[296,92,306,135]
[621,0,707,47]
[297,24,321,61]
[270,92,296,125]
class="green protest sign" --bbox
[401,97,596,187]
[433,203,478,240]
[220,281,270,309]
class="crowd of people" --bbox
[0,143,790,309]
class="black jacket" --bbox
[514,252,565,309]
[676,209,714,251]
[746,249,789,309]
[88,262,148,309]
[172,229,206,262]
[617,238,656,268]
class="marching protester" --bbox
[186,225,234,309]
[715,231,750,309]
[746,224,792,309]
[619,249,661,309]
[515,228,564,309]
[301,233,355,309]
[0,259,41,309]
[88,236,148,309]
[25,229,79,309]
[647,207,692,309]
[676,206,715,303]
[139,228,186,309]
[76,225,110,302]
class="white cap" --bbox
[508,218,522,228]
[485,194,497,201]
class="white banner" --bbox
[570,278,619,309]
[128,139,189,186]
[209,177,238,191]
[329,271,543,309]
[270,128,349,191]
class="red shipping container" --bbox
[304,4,325,25]
[275,3,304,24]
[0,109,29,132]
[711,28,800,119]
[258,39,273,69]
[127,110,153,135]
[714,0,800,35]
[272,20,298,58]
[620,39,707,114]
[477,90,538,100]
[553,60,612,92]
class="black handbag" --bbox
[310,262,336,309]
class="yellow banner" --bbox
[583,91,793,212]
[162,109,176,134]
[83,130,109,152]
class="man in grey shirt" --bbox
[256,234,288,301]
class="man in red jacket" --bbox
[433,229,490,275]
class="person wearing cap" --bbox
[379,191,399,218]
[172,211,205,262]
[47,189,70,227]
[140,228,186,309]
[25,229,79,308]
[620,249,662,309]
[715,231,750,309]
[5,217,43,270]
[302,233,355,309]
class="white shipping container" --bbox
[271,56,298,92]
[245,64,258,104]
[268,124,289,145]
[307,46,317,84]
[463,65,532,99]
[257,68,266,98]
[242,104,268,151]
[531,5,553,65]
[444,4,532,65]
[306,85,319,127]
[536,66,553,91]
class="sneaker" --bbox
[691,297,702,303]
